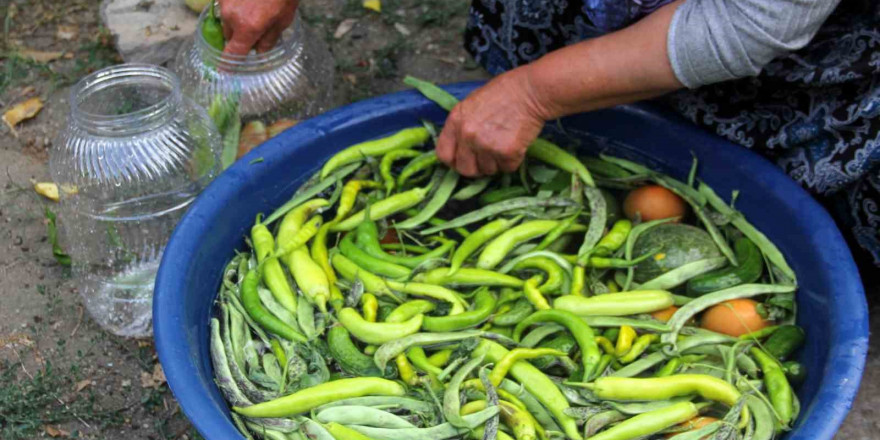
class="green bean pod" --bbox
[316,405,417,429]
[321,127,430,178]
[395,168,459,229]
[397,151,439,188]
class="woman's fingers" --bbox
[255,24,284,53]
[476,150,498,176]
[454,142,480,177]
[436,110,460,166]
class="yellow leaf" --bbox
[34,182,59,202]
[268,118,298,138]
[363,0,381,12]
[74,379,92,392]
[3,97,43,137]
[44,425,69,437]
[19,49,64,63]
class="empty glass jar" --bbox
[173,6,334,165]
[50,64,222,337]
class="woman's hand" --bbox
[220,0,299,55]
[436,68,551,177]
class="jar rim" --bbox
[70,63,181,135]
[195,2,299,69]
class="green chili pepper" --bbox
[575,375,743,410]
[330,253,401,302]
[452,177,492,200]
[751,347,795,427]
[478,220,586,269]
[251,223,296,312]
[321,127,430,179]
[617,334,659,364]
[233,377,405,418]
[480,186,530,205]
[553,291,674,316]
[594,219,632,257]
[396,168,459,229]
[514,309,601,381]
[522,277,552,310]
[654,358,682,377]
[588,402,698,440]
[338,307,423,345]
[511,256,567,294]
[528,138,595,187]
[332,187,430,232]
[422,288,496,332]
[324,422,378,440]
[405,346,444,376]
[570,265,586,296]
[386,300,436,323]
[240,270,307,343]
[380,149,421,195]
[201,1,225,51]
[419,267,524,288]
[448,216,522,275]
[615,325,637,357]
[493,298,534,327]
[474,339,582,440]
[339,233,411,279]
[385,280,469,315]
[397,151,439,188]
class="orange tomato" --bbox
[623,185,686,222]
[700,299,772,337]
[651,306,679,322]
[665,417,719,439]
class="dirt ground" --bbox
[0,0,875,439]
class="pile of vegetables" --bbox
[210,79,805,440]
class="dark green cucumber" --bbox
[764,325,806,361]
[327,326,393,378]
[685,237,763,296]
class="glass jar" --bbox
[50,64,222,337]
[173,6,334,154]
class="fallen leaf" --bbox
[140,363,166,388]
[34,182,59,201]
[44,425,69,437]
[74,379,92,392]
[3,97,44,137]
[0,333,34,349]
[20,49,64,63]
[345,74,358,85]
[56,25,78,40]
[334,18,357,39]
[363,0,381,13]
[393,23,411,36]
[137,340,152,348]
[237,121,268,158]
[268,118,298,138]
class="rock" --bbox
[101,0,198,66]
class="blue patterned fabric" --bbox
[465,0,880,269]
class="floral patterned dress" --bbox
[465,0,880,270]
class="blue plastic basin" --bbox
[154,82,868,440]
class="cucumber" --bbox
[685,237,763,296]
[764,325,806,361]
[327,326,393,378]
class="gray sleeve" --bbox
[667,0,840,89]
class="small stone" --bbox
[121,379,131,387]
[394,23,411,36]
[334,19,357,39]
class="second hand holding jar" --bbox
[173,3,335,168]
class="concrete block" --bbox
[101,0,198,66]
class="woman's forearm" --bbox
[522,0,685,120]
